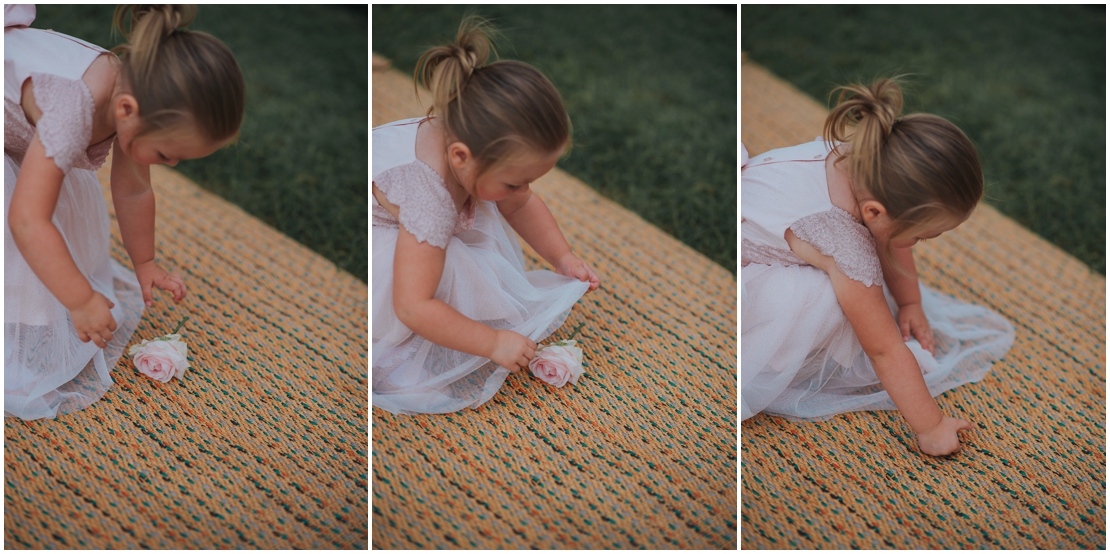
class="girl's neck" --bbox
[417,117,472,208]
[826,144,863,222]
[86,54,125,145]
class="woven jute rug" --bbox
[4,156,369,547]
[371,54,738,549]
[741,56,1106,549]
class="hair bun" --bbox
[414,16,498,119]
[115,5,196,42]
[446,41,482,78]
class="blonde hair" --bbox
[414,16,571,176]
[112,5,245,144]
[823,77,982,256]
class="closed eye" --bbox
[158,152,169,161]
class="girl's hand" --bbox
[917,416,973,456]
[72,292,118,348]
[898,302,935,355]
[490,330,537,371]
[134,260,187,306]
[556,253,600,291]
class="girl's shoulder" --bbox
[744,138,833,168]
[5,27,108,100]
[4,28,115,172]
[373,117,460,248]
[373,116,428,179]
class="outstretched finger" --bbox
[141,281,154,307]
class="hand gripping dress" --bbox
[4,10,145,419]
[741,139,1015,421]
[372,117,589,415]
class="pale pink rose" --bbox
[529,340,584,388]
[128,334,190,383]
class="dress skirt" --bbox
[5,152,144,420]
[372,199,589,415]
[741,262,1015,421]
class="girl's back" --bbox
[741,78,1014,455]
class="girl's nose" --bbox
[165,159,179,167]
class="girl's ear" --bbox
[446,141,474,170]
[859,200,888,224]
[114,93,140,120]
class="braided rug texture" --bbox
[741,56,1106,549]
[371,55,738,549]
[4,157,369,548]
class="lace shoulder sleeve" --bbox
[374,161,457,249]
[789,207,884,287]
[30,72,96,173]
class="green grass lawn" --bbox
[373,5,738,273]
[742,5,1105,274]
[32,5,369,281]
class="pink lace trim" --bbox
[372,160,476,248]
[789,207,884,287]
[4,72,113,172]
[741,238,805,269]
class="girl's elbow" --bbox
[867,342,917,374]
[393,293,431,330]
[7,212,36,246]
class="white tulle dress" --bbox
[372,117,589,415]
[741,139,1014,421]
[4,10,145,420]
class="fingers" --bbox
[172,275,187,302]
[957,419,974,431]
[87,331,110,349]
[141,281,154,307]
[108,314,118,333]
[920,328,935,355]
[164,274,187,302]
[899,319,911,342]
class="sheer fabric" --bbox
[4,23,144,419]
[741,140,1014,421]
[372,118,588,414]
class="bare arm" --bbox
[497,189,600,290]
[376,183,537,370]
[8,134,95,309]
[108,138,186,304]
[879,241,921,307]
[109,137,156,267]
[879,240,935,353]
[497,189,572,267]
[9,134,118,347]
[785,229,942,434]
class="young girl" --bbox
[4,4,244,419]
[372,17,600,415]
[740,78,1014,456]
